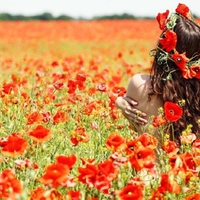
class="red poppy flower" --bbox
[164,101,183,122]
[53,109,69,125]
[96,83,107,92]
[84,102,97,115]
[26,111,44,125]
[51,60,59,67]
[192,139,200,165]
[75,74,87,91]
[39,163,70,188]
[98,159,117,180]
[56,154,77,170]
[70,126,89,146]
[159,30,177,52]
[67,80,77,94]
[29,125,52,143]
[70,127,89,146]
[185,193,200,200]
[180,152,197,173]
[95,175,111,194]
[106,132,126,152]
[30,187,62,200]
[162,140,179,156]
[158,173,182,194]
[117,183,143,200]
[67,190,81,200]
[136,133,158,149]
[129,147,156,171]
[0,169,23,199]
[112,86,126,97]
[2,83,18,94]
[78,164,98,187]
[53,81,64,90]
[176,3,190,18]
[190,65,200,79]
[76,73,87,82]
[153,115,166,127]
[1,133,28,157]
[192,139,200,148]
[171,51,189,71]
[181,67,196,79]
[41,111,51,123]
[156,9,169,30]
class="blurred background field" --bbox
[0,20,161,86]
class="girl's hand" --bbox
[115,96,148,125]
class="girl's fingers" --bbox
[128,116,148,125]
[125,106,147,118]
[123,96,138,106]
[124,107,148,124]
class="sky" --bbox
[0,0,200,19]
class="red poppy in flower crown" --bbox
[175,3,190,18]
[156,9,169,30]
[181,67,196,79]
[164,101,183,122]
[190,65,200,79]
[171,51,189,71]
[159,30,177,52]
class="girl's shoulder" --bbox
[126,74,151,98]
[126,73,163,117]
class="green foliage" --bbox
[0,12,74,21]
[0,12,155,21]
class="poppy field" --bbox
[0,19,200,200]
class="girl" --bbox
[116,3,200,144]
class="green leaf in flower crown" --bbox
[157,52,168,65]
[166,14,177,30]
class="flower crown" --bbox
[154,3,200,80]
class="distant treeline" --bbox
[0,12,155,21]
[0,12,199,21]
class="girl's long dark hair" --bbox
[150,17,200,142]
